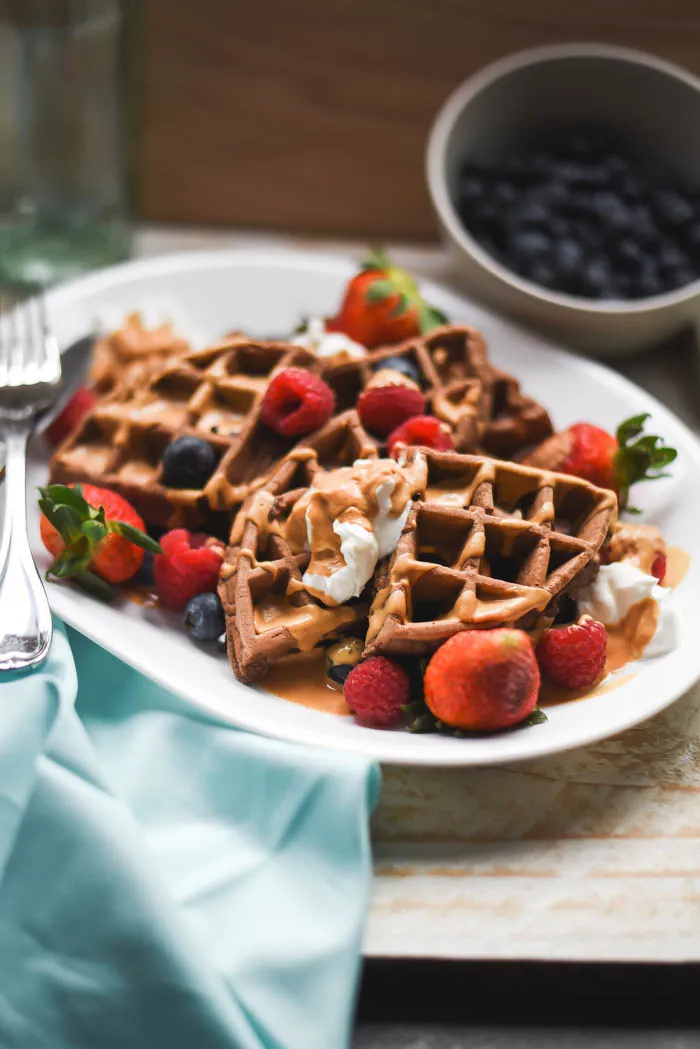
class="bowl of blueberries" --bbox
[427,43,700,354]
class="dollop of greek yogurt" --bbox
[301,471,413,604]
[291,316,366,360]
[577,561,680,658]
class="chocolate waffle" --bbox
[89,313,192,396]
[220,410,379,683]
[364,448,617,657]
[320,325,553,458]
[51,336,320,531]
[53,324,553,538]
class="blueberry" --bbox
[458,172,486,207]
[537,181,569,207]
[325,638,364,688]
[162,436,218,490]
[217,632,228,654]
[524,259,557,288]
[590,191,632,233]
[658,241,689,275]
[628,204,660,244]
[469,200,500,231]
[372,355,421,386]
[493,180,518,206]
[552,237,585,279]
[133,551,155,587]
[184,592,226,643]
[509,229,551,260]
[651,187,695,229]
[548,215,572,239]
[510,200,550,229]
[599,152,630,185]
[613,237,646,273]
[578,257,615,298]
[619,173,645,201]
[633,263,665,298]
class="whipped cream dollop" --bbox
[578,561,680,658]
[285,454,427,606]
[291,316,366,360]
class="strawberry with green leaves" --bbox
[525,413,677,512]
[39,483,162,600]
[326,248,448,348]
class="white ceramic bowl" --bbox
[427,43,700,355]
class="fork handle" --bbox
[0,418,52,671]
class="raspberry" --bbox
[536,615,607,689]
[424,629,540,732]
[154,528,225,611]
[651,553,667,583]
[260,368,335,437]
[358,384,424,437]
[45,385,98,447]
[343,656,410,727]
[388,415,455,457]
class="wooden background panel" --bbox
[138,0,700,239]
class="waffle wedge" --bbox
[321,325,553,457]
[220,410,378,682]
[365,448,617,656]
[51,336,318,531]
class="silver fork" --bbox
[0,292,62,672]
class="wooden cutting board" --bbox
[136,0,700,239]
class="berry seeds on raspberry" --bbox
[357,384,424,438]
[388,415,455,457]
[343,655,410,727]
[536,615,607,690]
[154,528,225,611]
[261,368,335,437]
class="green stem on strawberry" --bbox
[614,414,677,513]
[404,695,547,735]
[362,246,449,334]
[38,484,163,601]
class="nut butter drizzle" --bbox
[368,457,600,641]
[607,521,665,576]
[284,454,427,604]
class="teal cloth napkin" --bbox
[0,623,380,1049]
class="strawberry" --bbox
[45,386,98,447]
[561,423,618,490]
[525,414,677,512]
[260,368,335,437]
[154,528,225,612]
[424,629,540,732]
[326,248,448,349]
[388,415,455,457]
[536,615,607,689]
[343,656,410,727]
[39,484,162,599]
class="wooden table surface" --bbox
[136,2,700,240]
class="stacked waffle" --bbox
[53,325,552,524]
[51,322,618,687]
[323,326,552,459]
[89,313,192,396]
[220,445,616,682]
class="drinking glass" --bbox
[0,0,132,287]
